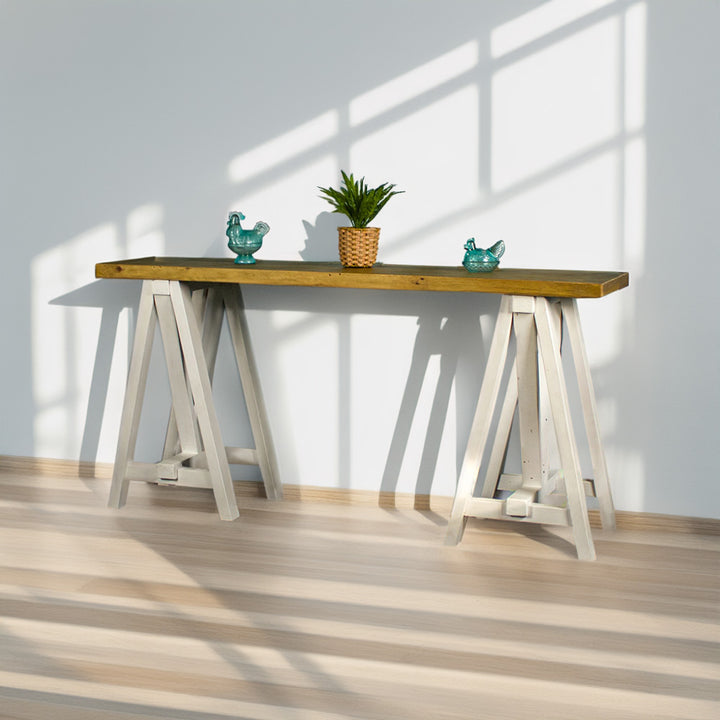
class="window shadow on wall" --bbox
[25,0,651,511]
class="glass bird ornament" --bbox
[462,239,505,272]
[226,211,270,264]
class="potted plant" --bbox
[318,171,403,267]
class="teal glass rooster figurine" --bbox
[462,239,505,272]
[226,211,270,264]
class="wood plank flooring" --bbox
[0,470,718,719]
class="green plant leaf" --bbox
[318,171,404,228]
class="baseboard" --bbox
[2,454,718,536]
[0,454,116,480]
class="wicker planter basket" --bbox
[338,227,380,268]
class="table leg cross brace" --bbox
[108,280,282,520]
[445,295,615,560]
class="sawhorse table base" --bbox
[108,279,282,520]
[445,295,615,561]
[97,258,627,555]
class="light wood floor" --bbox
[0,470,718,720]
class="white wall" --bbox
[1,0,718,518]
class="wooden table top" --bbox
[96,257,629,299]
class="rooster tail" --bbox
[489,240,505,259]
[253,221,270,237]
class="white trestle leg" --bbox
[108,280,157,509]
[108,280,282,520]
[445,294,615,560]
[479,362,517,499]
[155,290,199,459]
[445,296,513,544]
[161,287,209,464]
[510,305,542,517]
[222,286,283,501]
[562,298,615,530]
[168,281,238,520]
[534,297,595,560]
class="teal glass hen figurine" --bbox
[462,239,505,272]
[226,211,270,264]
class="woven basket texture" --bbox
[338,227,380,267]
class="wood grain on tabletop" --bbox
[95,257,629,298]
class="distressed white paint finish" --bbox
[200,287,225,381]
[534,297,595,560]
[168,281,238,521]
[447,294,615,560]
[154,293,199,457]
[108,280,157,509]
[498,472,596,499]
[222,286,283,501]
[109,280,282,519]
[445,296,514,545]
[161,287,210,460]
[156,452,195,480]
[510,311,542,516]
[480,363,517,498]
[465,496,571,526]
[538,301,562,503]
[563,298,616,530]
[189,447,259,468]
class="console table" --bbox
[96,257,628,560]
